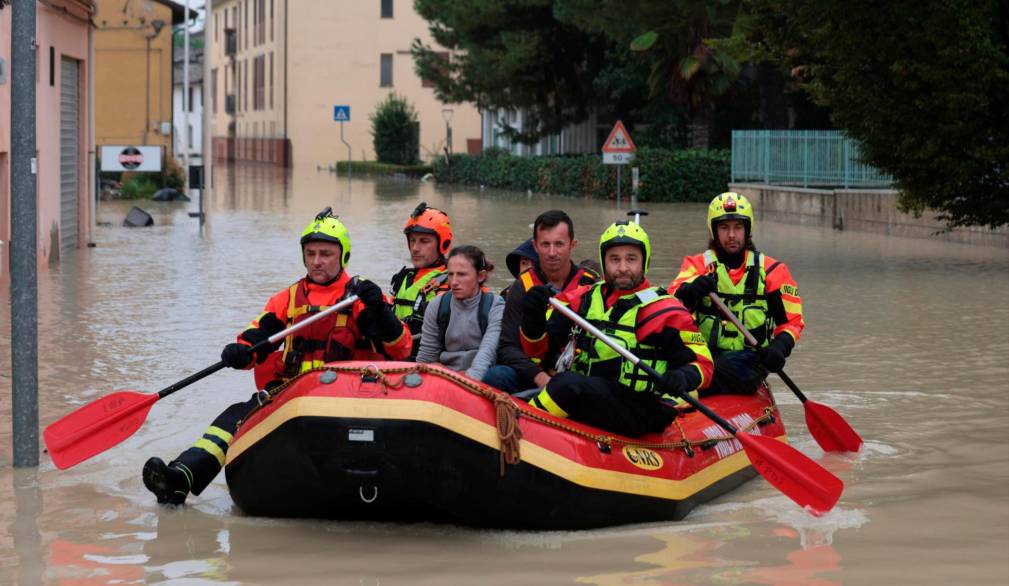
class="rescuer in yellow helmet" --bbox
[141,208,413,506]
[519,221,713,437]
[670,192,805,395]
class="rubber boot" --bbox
[142,457,193,505]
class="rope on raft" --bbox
[247,363,777,477]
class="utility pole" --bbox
[11,0,40,467]
[183,0,191,195]
[201,0,213,225]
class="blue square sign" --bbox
[333,105,351,122]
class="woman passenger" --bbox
[416,246,505,381]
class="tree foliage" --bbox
[747,0,1009,229]
[557,1,743,119]
[370,93,420,165]
[412,0,610,144]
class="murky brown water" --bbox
[1,163,1007,584]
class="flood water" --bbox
[1,163,1007,584]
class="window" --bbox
[381,0,393,18]
[188,86,195,112]
[253,55,265,111]
[188,124,194,148]
[212,68,218,113]
[380,53,393,87]
[269,52,274,110]
[270,0,274,42]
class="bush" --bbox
[120,173,160,199]
[370,93,420,165]
[432,147,729,202]
[334,161,433,177]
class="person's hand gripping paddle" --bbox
[44,296,359,470]
[548,297,844,515]
[707,293,863,453]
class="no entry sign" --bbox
[100,145,163,172]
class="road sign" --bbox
[333,105,351,122]
[99,145,163,172]
[602,120,635,165]
[603,152,635,165]
[602,120,636,153]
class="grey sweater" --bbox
[416,290,505,381]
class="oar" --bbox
[44,296,360,470]
[707,293,863,453]
[548,298,843,515]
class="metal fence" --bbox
[731,130,893,188]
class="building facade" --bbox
[208,0,483,167]
[93,0,186,159]
[172,33,203,164]
[0,0,94,269]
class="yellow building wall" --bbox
[93,0,176,152]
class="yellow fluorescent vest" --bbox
[572,284,673,396]
[697,251,771,352]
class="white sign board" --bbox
[100,145,163,172]
[603,152,635,165]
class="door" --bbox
[60,57,80,253]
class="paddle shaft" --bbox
[548,298,740,435]
[156,295,359,400]
[706,293,809,402]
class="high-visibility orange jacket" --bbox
[670,249,804,350]
[237,271,412,390]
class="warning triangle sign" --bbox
[602,120,636,153]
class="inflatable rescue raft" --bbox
[224,361,786,529]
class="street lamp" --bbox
[442,108,454,159]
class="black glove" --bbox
[759,335,794,373]
[675,274,717,310]
[354,281,404,344]
[521,285,552,339]
[659,369,690,397]
[356,279,386,310]
[238,312,286,363]
[221,343,254,369]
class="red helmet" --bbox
[403,202,453,255]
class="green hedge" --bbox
[432,147,729,202]
[335,161,433,178]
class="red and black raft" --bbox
[224,361,786,530]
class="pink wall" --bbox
[0,1,91,270]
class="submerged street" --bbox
[1,164,1007,584]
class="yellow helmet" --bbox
[707,192,754,239]
[599,221,651,273]
[300,207,352,267]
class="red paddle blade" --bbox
[737,432,844,515]
[44,391,159,470]
[804,400,864,453]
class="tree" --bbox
[747,0,1009,229]
[371,93,420,165]
[556,0,745,148]
[412,0,610,144]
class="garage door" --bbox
[60,57,79,253]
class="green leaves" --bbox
[748,0,1009,228]
[631,31,659,52]
[370,94,421,165]
[432,148,729,202]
